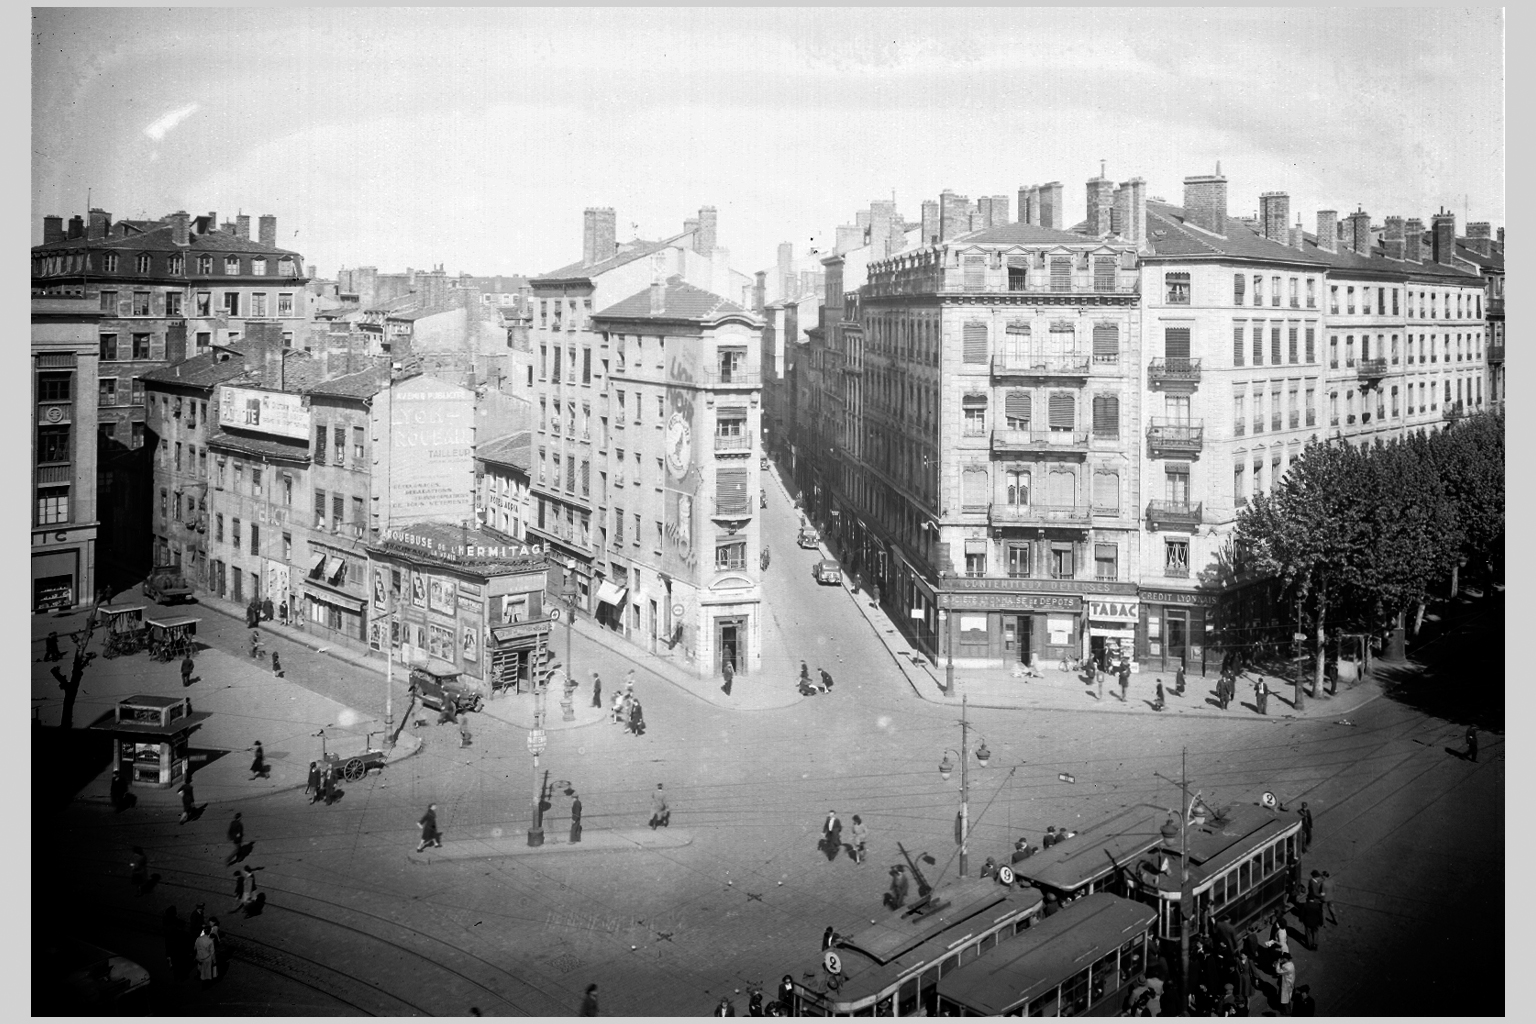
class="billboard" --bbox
[662,346,701,577]
[387,376,475,524]
[217,385,311,440]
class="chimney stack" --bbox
[1290,219,1306,250]
[1316,210,1338,253]
[1259,192,1290,242]
[1497,227,1504,246]
[1086,171,1114,236]
[1021,185,1042,226]
[836,224,863,254]
[1181,166,1228,236]
[1466,221,1492,257]
[976,197,994,229]
[1382,216,1405,259]
[1345,209,1372,255]
[169,210,190,247]
[307,263,317,279]
[236,214,251,241]
[1127,178,1147,248]
[989,194,1010,227]
[1404,218,1424,262]
[206,212,217,235]
[1040,182,1064,229]
[649,270,666,316]
[939,190,969,242]
[1432,210,1456,265]
[921,201,940,245]
[43,215,64,244]
[753,270,767,312]
[88,209,111,240]
[582,208,599,265]
[696,206,717,257]
[67,215,84,239]
[684,217,700,244]
[259,214,276,247]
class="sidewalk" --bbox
[406,827,692,864]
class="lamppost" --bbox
[1292,592,1305,711]
[560,577,579,722]
[1155,749,1192,1011]
[526,673,547,847]
[936,696,991,877]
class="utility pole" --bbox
[1179,748,1190,1012]
[527,661,547,847]
[960,695,971,877]
[1293,593,1304,711]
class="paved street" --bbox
[34,473,1502,1016]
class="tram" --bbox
[1007,806,1166,903]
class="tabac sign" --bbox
[1088,600,1139,622]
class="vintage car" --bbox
[142,565,194,604]
[408,659,484,715]
[796,525,821,549]
[812,559,843,585]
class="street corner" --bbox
[477,692,611,731]
[405,827,693,864]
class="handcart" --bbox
[145,616,201,662]
[97,605,147,659]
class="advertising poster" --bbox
[461,619,480,662]
[217,385,312,440]
[373,568,386,610]
[411,571,426,608]
[662,346,701,577]
[428,622,455,661]
[368,619,382,651]
[387,376,475,523]
[428,575,457,615]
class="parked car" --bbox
[142,565,194,604]
[408,660,484,715]
[796,526,821,549]
[812,559,843,585]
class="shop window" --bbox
[958,614,988,646]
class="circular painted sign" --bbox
[997,865,1015,886]
[1261,791,1278,809]
[548,607,563,623]
[822,949,842,975]
[45,406,64,423]
[526,728,547,756]
[672,604,684,618]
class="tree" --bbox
[49,597,104,730]
[1429,411,1504,589]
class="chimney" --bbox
[1019,185,1041,226]
[1432,210,1456,265]
[870,200,896,251]
[939,190,969,242]
[594,208,617,264]
[1316,210,1338,253]
[1497,227,1504,246]
[989,195,1010,227]
[1110,185,1127,237]
[753,270,767,311]
[1345,209,1372,255]
[1040,182,1065,229]
[696,206,717,257]
[67,215,84,239]
[1181,167,1228,236]
[836,224,863,254]
[967,200,983,233]
[169,210,190,247]
[977,197,993,228]
[221,221,236,235]
[307,263,317,279]
[1404,218,1424,262]
[649,277,665,315]
[1086,172,1114,236]
[1128,178,1147,248]
[1466,221,1492,257]
[582,208,599,265]
[1290,221,1306,250]
[259,214,276,248]
[42,215,64,244]
[921,200,940,245]
[1259,192,1289,242]
[88,209,111,240]
[236,214,251,240]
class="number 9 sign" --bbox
[823,949,843,975]
[997,865,1016,886]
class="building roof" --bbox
[33,221,301,259]
[476,431,532,472]
[304,363,396,399]
[533,235,686,284]
[141,349,252,390]
[1144,202,1328,266]
[387,306,454,322]
[594,276,756,323]
[205,429,312,463]
[1454,241,1504,271]
[952,221,1101,246]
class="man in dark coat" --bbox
[44,631,63,662]
[417,803,442,851]
[1119,663,1131,702]
[1153,679,1166,711]
[721,658,734,696]
[249,740,268,780]
[110,770,134,812]
[821,810,842,856]
[569,793,583,843]
[649,783,670,829]
[178,779,196,825]
[261,596,274,621]
[591,672,603,708]
[820,667,835,692]
[1299,802,1313,852]
[1255,677,1268,715]
[1466,725,1479,762]
[305,761,321,803]
[1175,661,1187,696]
[181,654,195,687]
[226,812,244,865]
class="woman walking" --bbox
[417,803,443,852]
[248,740,268,780]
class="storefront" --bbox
[1138,587,1214,674]
[89,695,211,790]
[366,523,550,691]
[32,544,84,613]
[1087,598,1139,668]
[939,578,1139,669]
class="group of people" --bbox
[304,760,344,805]
[161,903,227,987]
[818,809,868,863]
[610,671,646,735]
[797,662,835,697]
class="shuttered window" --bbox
[1092,395,1120,438]
[962,322,988,364]
[1048,393,1075,429]
[1093,472,1120,511]
[1288,326,1299,364]
[1050,258,1072,292]
[1092,324,1119,363]
[1165,327,1191,361]
[1233,323,1245,366]
[1271,326,1282,365]
[716,467,749,514]
[961,466,989,507]
[1005,390,1031,428]
[566,456,576,492]
[964,256,985,290]
[1094,257,1117,291]
[580,460,591,496]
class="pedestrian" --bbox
[1276,953,1295,1014]
[44,631,62,662]
[1320,870,1339,924]
[722,658,734,696]
[799,661,811,690]
[1269,911,1289,957]
[271,651,283,678]
[821,809,842,857]
[1255,677,1268,716]
[129,846,149,895]
[980,856,1000,880]
[884,864,910,909]
[624,668,635,695]
[181,653,195,687]
[1119,662,1131,703]
[417,803,442,851]
[611,691,626,725]
[1011,836,1035,863]
[195,924,217,985]
[1292,983,1315,1016]
[629,696,646,736]
[459,714,473,748]
[305,761,321,803]
[229,869,247,913]
[249,629,262,657]
[261,596,274,621]
[110,770,134,812]
[591,671,603,708]
[1466,725,1478,762]
[1043,825,1058,849]
[649,783,670,829]
[1154,678,1165,711]
[715,996,736,1016]
[1299,802,1313,852]
[1306,869,1322,903]
[580,983,599,1016]
[248,740,268,780]
[778,975,795,1014]
[1175,660,1187,696]
[820,667,835,693]
[178,778,196,825]
[569,793,583,844]
[849,814,868,864]
[225,812,244,865]
[321,763,336,805]
[1235,949,1254,1006]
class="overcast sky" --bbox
[32,7,1504,280]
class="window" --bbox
[1165,539,1190,577]
[1253,275,1264,307]
[963,255,985,290]
[1305,387,1316,426]
[1307,278,1317,309]
[133,333,151,359]
[1288,326,1299,364]
[1330,391,1339,426]
[1391,385,1400,417]
[37,425,69,463]
[215,513,224,541]
[98,378,117,406]
[1329,285,1339,314]
[1092,471,1119,512]
[225,256,240,275]
[1092,394,1120,439]
[1233,463,1246,505]
[134,254,151,274]
[1165,464,1190,505]
[1290,278,1300,308]
[1048,392,1075,433]
[964,548,987,578]
[251,293,268,317]
[1289,387,1300,428]
[1270,325,1282,366]
[37,487,68,524]
[1164,326,1191,363]
[715,539,747,570]
[99,334,118,362]
[332,494,344,531]
[1252,320,1264,365]
[334,428,345,466]
[1050,257,1072,292]
[1233,273,1245,305]
[232,517,242,547]
[1232,323,1245,366]
[1050,545,1075,580]
[1092,324,1119,364]
[252,258,267,277]
[105,254,119,274]
[282,532,292,561]
[1305,327,1315,363]
[1391,335,1400,364]
[1252,390,1263,434]
[1345,335,1355,367]
[1270,387,1282,430]
[250,523,260,555]
[1006,543,1031,578]
[1329,335,1338,369]
[314,488,326,528]
[1165,272,1190,304]
[962,322,988,364]
[132,291,151,316]
[1007,256,1028,291]
[224,292,240,316]
[314,425,327,464]
[1005,469,1030,506]
[1271,276,1281,307]
[1004,390,1030,430]
[174,442,183,471]
[282,474,292,505]
[1233,392,1246,435]
[962,396,987,436]
[352,496,365,529]
[1346,286,1355,315]
[166,291,183,316]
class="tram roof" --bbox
[1162,804,1298,884]
[1011,807,1165,893]
[935,894,1158,1014]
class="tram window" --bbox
[1238,862,1250,892]
[1029,991,1057,1017]
[980,932,998,955]
[920,967,940,1015]
[1286,835,1296,862]
[1226,869,1238,899]
[897,978,919,1016]
[1263,846,1275,877]
[1119,935,1144,984]
[940,953,960,977]
[1062,969,1090,1015]
[1250,854,1263,882]
[1091,951,1117,1004]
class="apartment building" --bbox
[1455,224,1505,410]
[476,432,534,542]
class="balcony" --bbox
[714,434,752,452]
[990,428,1090,455]
[988,503,1092,529]
[702,368,760,388]
[1444,401,1467,423]
[1147,418,1204,456]
[991,354,1091,380]
[1147,357,1202,389]
[1488,342,1504,364]
[1357,357,1389,380]
[36,463,71,485]
[1146,500,1204,533]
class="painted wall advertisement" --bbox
[217,385,312,441]
[387,376,475,524]
[428,576,457,615]
[662,346,701,578]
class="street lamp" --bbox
[527,674,547,847]
[936,696,990,876]
[560,577,579,722]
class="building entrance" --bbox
[715,616,746,675]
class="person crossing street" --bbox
[416,803,443,851]
[225,812,244,866]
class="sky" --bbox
[31,7,1504,281]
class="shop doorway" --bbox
[715,616,746,676]
[649,599,659,651]
[1015,615,1033,665]
[1165,612,1188,671]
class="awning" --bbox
[595,582,629,607]
[310,553,327,575]
[325,557,345,580]
[303,583,367,612]
[1091,627,1137,640]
